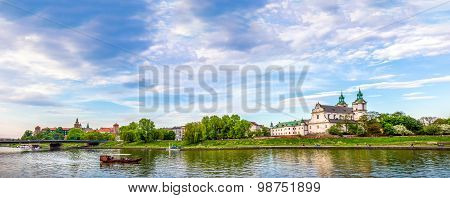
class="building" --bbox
[419,117,438,126]
[170,126,185,141]
[271,89,368,136]
[34,119,120,137]
[74,118,82,129]
[270,120,309,136]
[249,122,263,132]
[97,123,120,135]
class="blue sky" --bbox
[1,0,450,138]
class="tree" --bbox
[184,122,205,144]
[348,124,366,136]
[163,129,176,140]
[120,122,138,142]
[55,127,66,136]
[379,112,423,134]
[383,123,395,136]
[81,131,114,141]
[359,115,382,135]
[423,125,441,135]
[327,124,343,136]
[21,130,33,140]
[433,118,449,125]
[439,124,450,135]
[209,115,223,140]
[136,118,156,143]
[66,128,83,140]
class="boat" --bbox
[99,155,142,163]
[17,144,40,151]
[166,144,181,151]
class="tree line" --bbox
[184,114,270,144]
[327,112,450,136]
[119,118,175,143]
[20,128,115,141]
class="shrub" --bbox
[327,125,343,136]
[423,125,441,135]
[393,125,413,136]
[439,124,450,135]
[348,124,366,136]
[383,123,395,136]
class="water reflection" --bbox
[0,147,448,178]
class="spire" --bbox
[357,88,363,100]
[76,118,79,123]
[353,88,366,104]
[87,123,90,129]
[337,91,347,107]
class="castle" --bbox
[271,89,367,136]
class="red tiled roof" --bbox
[98,128,113,133]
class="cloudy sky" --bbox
[1,0,450,138]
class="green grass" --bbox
[98,136,450,149]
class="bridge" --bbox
[0,140,108,149]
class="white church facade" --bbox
[271,89,368,136]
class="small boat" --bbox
[99,155,142,163]
[166,144,181,151]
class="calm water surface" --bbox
[0,147,448,178]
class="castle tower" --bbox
[352,89,367,120]
[34,126,41,136]
[112,123,119,135]
[336,91,348,107]
[74,118,82,129]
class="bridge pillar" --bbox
[49,143,62,150]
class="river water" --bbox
[0,147,448,177]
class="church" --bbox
[270,89,367,136]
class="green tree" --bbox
[137,118,156,143]
[184,122,205,144]
[379,112,423,134]
[20,130,34,140]
[120,122,138,142]
[327,124,343,136]
[209,115,223,140]
[66,128,83,140]
[383,123,395,136]
[423,125,441,135]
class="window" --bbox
[325,125,327,128]
[317,115,319,119]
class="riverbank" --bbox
[96,136,450,150]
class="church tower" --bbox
[352,89,367,120]
[336,91,348,107]
[74,118,82,129]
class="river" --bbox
[0,147,448,177]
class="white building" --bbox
[170,126,185,141]
[271,89,367,136]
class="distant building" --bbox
[419,117,438,126]
[74,118,82,129]
[271,120,309,136]
[97,123,120,135]
[169,126,185,141]
[34,119,120,137]
[249,122,263,132]
[33,126,41,136]
[271,89,368,136]
[84,123,93,132]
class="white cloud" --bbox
[369,74,398,80]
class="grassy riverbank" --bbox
[98,136,450,149]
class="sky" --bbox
[1,0,450,138]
